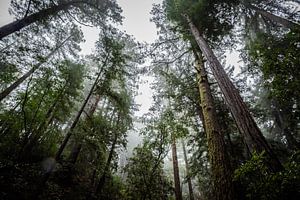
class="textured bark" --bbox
[194,51,235,200]
[0,35,72,102]
[248,4,300,29]
[181,139,194,200]
[0,2,74,39]
[185,15,283,172]
[172,137,183,200]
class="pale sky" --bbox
[80,1,163,117]
[116,0,162,116]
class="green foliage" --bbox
[234,151,300,200]
[248,29,300,103]
[9,0,122,26]
[1,0,300,199]
[124,144,173,200]
[165,0,238,43]
[98,175,127,200]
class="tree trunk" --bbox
[181,139,194,200]
[171,137,183,200]
[194,51,235,200]
[185,14,283,172]
[68,143,83,164]
[68,95,101,164]
[0,2,73,39]
[0,35,72,102]
[36,69,104,197]
[247,4,300,29]
[19,82,68,159]
[96,130,118,194]
[55,70,102,161]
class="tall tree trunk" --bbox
[185,15,283,172]
[96,130,119,194]
[0,2,74,39]
[171,136,183,200]
[36,68,104,197]
[194,51,235,200]
[0,35,72,101]
[181,139,194,200]
[247,4,300,29]
[68,95,101,164]
[68,143,83,164]
[55,70,103,161]
[19,82,68,159]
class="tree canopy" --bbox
[0,0,299,200]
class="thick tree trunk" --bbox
[194,51,235,200]
[0,35,72,102]
[0,2,73,39]
[171,137,183,200]
[248,4,300,29]
[185,15,283,172]
[181,139,194,200]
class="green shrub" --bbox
[234,151,300,200]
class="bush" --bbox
[234,151,300,200]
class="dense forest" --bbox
[0,0,299,199]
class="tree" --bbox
[193,50,235,200]
[241,0,300,29]
[181,139,194,200]
[245,29,300,151]
[0,0,122,39]
[0,32,77,101]
[124,143,173,200]
[165,0,283,172]
[171,136,182,200]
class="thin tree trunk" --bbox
[0,41,16,53]
[0,35,72,101]
[248,4,300,29]
[95,130,118,194]
[68,95,101,164]
[171,136,183,200]
[194,51,235,200]
[55,70,103,161]
[36,68,104,198]
[68,143,83,164]
[20,82,68,158]
[181,139,194,200]
[0,2,73,39]
[185,14,283,172]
